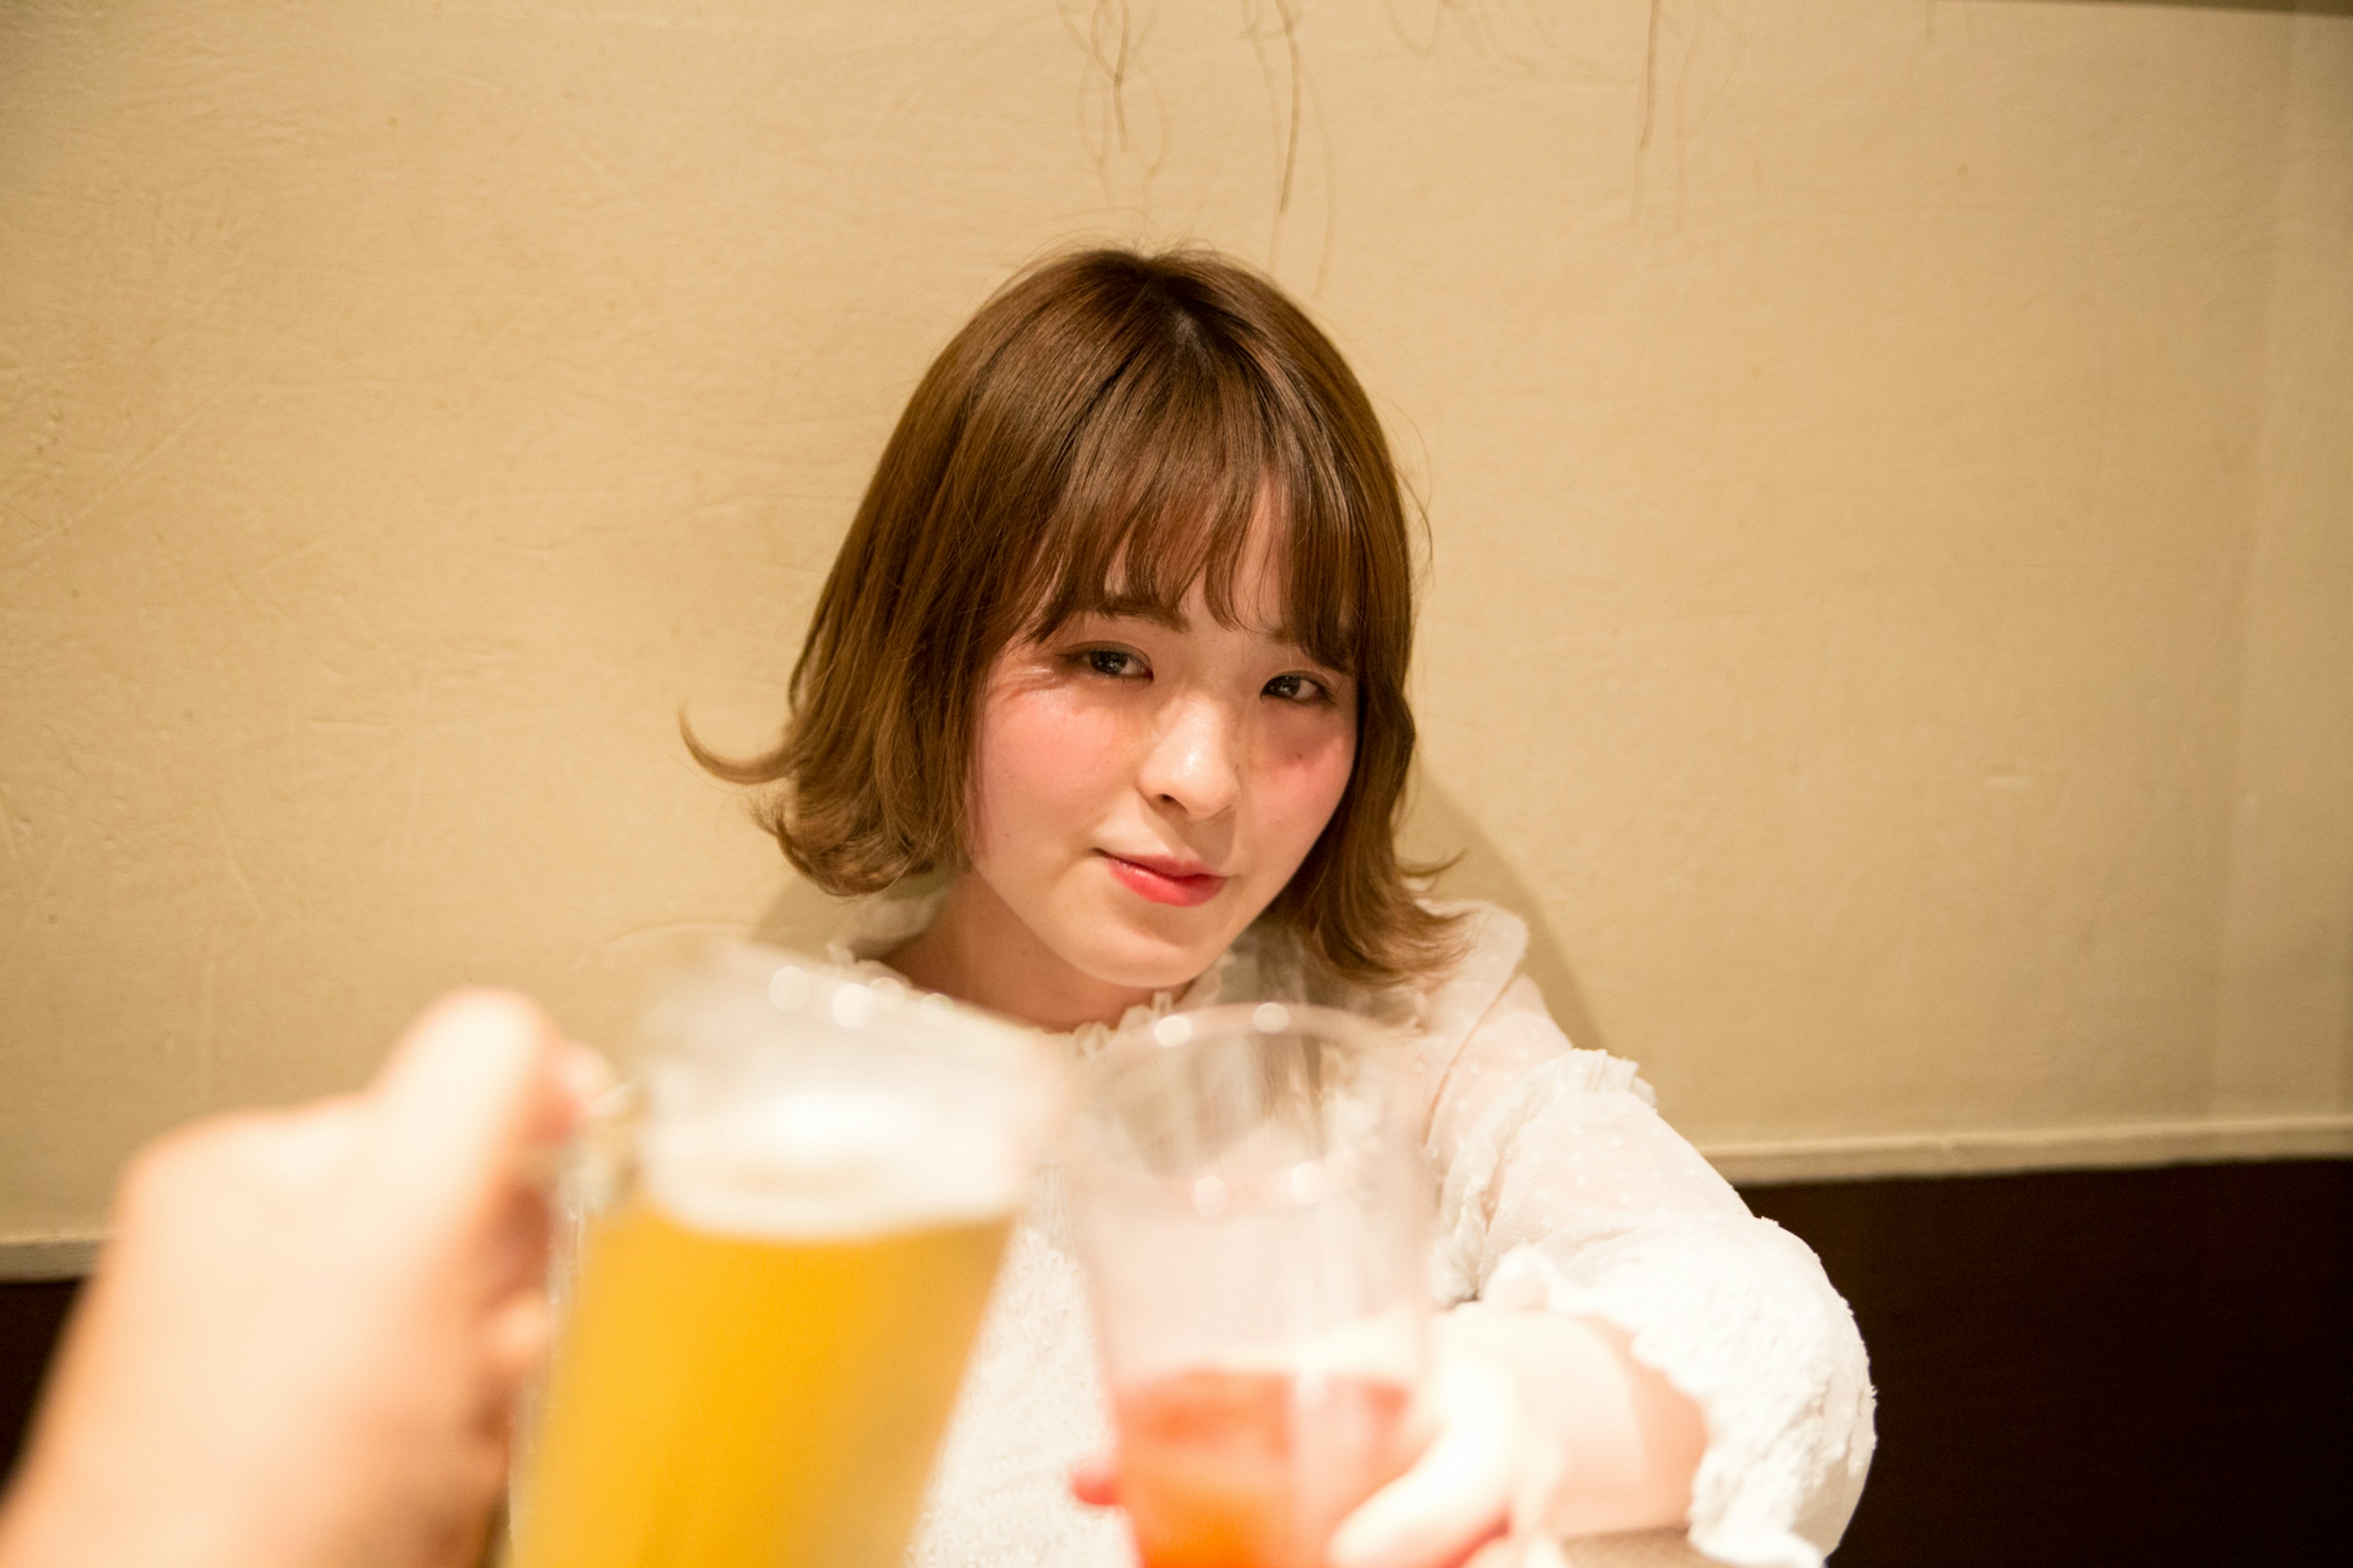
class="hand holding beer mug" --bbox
[1070,1003,1431,1568]
[508,951,1059,1568]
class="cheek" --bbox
[1256,721,1357,850]
[970,689,1135,856]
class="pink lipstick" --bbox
[1101,852,1229,908]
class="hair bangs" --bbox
[1012,341,1367,675]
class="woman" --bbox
[699,248,1873,1567]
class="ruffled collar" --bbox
[824,885,1238,1056]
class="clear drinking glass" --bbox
[506,946,1061,1568]
[1068,1002,1433,1568]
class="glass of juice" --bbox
[1069,1002,1431,1568]
[507,947,1060,1568]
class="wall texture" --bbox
[4,0,2349,1251]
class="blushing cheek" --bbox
[972,690,1134,861]
[1260,724,1357,863]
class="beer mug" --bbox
[508,947,1060,1568]
[1068,1002,1432,1568]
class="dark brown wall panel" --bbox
[3,1161,2347,1562]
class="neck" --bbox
[886,874,1165,1032]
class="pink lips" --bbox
[1101,852,1229,908]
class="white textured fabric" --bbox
[826,895,1874,1568]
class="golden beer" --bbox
[509,952,1057,1568]
[513,1197,1010,1568]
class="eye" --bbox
[1073,647,1149,681]
[1262,672,1330,705]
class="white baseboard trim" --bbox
[0,1232,104,1281]
[1703,1113,2353,1185]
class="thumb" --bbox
[1327,1349,1521,1568]
[365,988,584,1224]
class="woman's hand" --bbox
[1068,1302,1705,1568]
[1068,1453,1121,1507]
[1325,1304,1707,1568]
[0,990,607,1568]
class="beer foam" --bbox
[638,1083,1033,1240]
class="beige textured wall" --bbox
[4,1,2349,1245]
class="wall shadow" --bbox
[747,877,856,956]
[1398,773,1613,1058]
[746,868,945,959]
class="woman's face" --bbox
[965,548,1357,996]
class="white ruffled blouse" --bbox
[827,895,1874,1568]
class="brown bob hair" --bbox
[695,247,1460,990]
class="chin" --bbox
[1066,921,1228,995]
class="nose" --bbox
[1137,692,1243,821]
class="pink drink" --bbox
[1114,1367,1419,1568]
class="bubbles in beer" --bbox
[642,1085,1028,1240]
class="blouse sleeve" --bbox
[1412,909,1876,1568]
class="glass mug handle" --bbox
[501,1078,638,1562]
